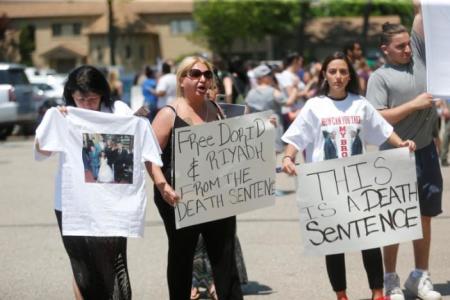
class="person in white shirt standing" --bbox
[275,52,305,130]
[282,51,415,300]
[154,61,177,111]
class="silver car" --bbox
[0,63,47,140]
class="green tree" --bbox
[193,0,413,59]
[18,25,35,66]
[0,13,9,40]
[312,0,412,21]
[314,0,413,25]
[193,0,303,59]
[312,0,414,47]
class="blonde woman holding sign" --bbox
[148,56,243,300]
[281,52,415,300]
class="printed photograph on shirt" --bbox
[82,133,134,184]
[321,116,363,160]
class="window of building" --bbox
[52,22,82,37]
[52,24,62,36]
[170,19,196,35]
[125,45,131,60]
[61,24,73,36]
[139,45,145,60]
[73,23,81,35]
[97,46,103,64]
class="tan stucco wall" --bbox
[141,14,210,61]
[89,33,160,72]
[12,17,92,68]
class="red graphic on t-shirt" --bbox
[321,116,361,126]
[339,126,348,157]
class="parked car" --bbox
[26,67,65,103]
[0,63,49,140]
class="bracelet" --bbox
[282,155,294,162]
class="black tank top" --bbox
[155,101,224,200]
[160,106,189,187]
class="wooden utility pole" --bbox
[107,0,116,66]
[362,0,372,50]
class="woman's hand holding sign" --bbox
[398,139,416,152]
[282,155,297,176]
[387,132,416,152]
[161,184,180,207]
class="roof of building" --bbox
[86,3,158,35]
[0,1,105,19]
[130,1,193,15]
[305,15,402,43]
[40,44,87,58]
[0,0,194,19]
[0,0,187,34]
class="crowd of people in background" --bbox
[127,45,450,167]
[122,20,447,300]
[33,1,450,298]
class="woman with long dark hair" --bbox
[35,65,161,300]
[281,52,415,300]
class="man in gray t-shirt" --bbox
[366,2,443,300]
[366,30,437,151]
[245,64,297,153]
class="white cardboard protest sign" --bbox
[296,147,422,256]
[422,0,450,98]
[174,111,276,229]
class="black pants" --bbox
[55,210,131,300]
[155,196,243,300]
[325,248,383,292]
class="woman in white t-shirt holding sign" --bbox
[281,52,415,300]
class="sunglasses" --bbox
[188,69,213,80]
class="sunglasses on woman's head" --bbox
[188,69,213,80]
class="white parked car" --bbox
[0,63,49,140]
[26,67,65,104]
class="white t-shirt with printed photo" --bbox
[34,104,162,237]
[282,93,393,163]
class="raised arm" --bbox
[412,0,424,38]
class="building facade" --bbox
[0,0,400,73]
[0,0,209,73]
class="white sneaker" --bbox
[384,273,405,300]
[404,271,441,300]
